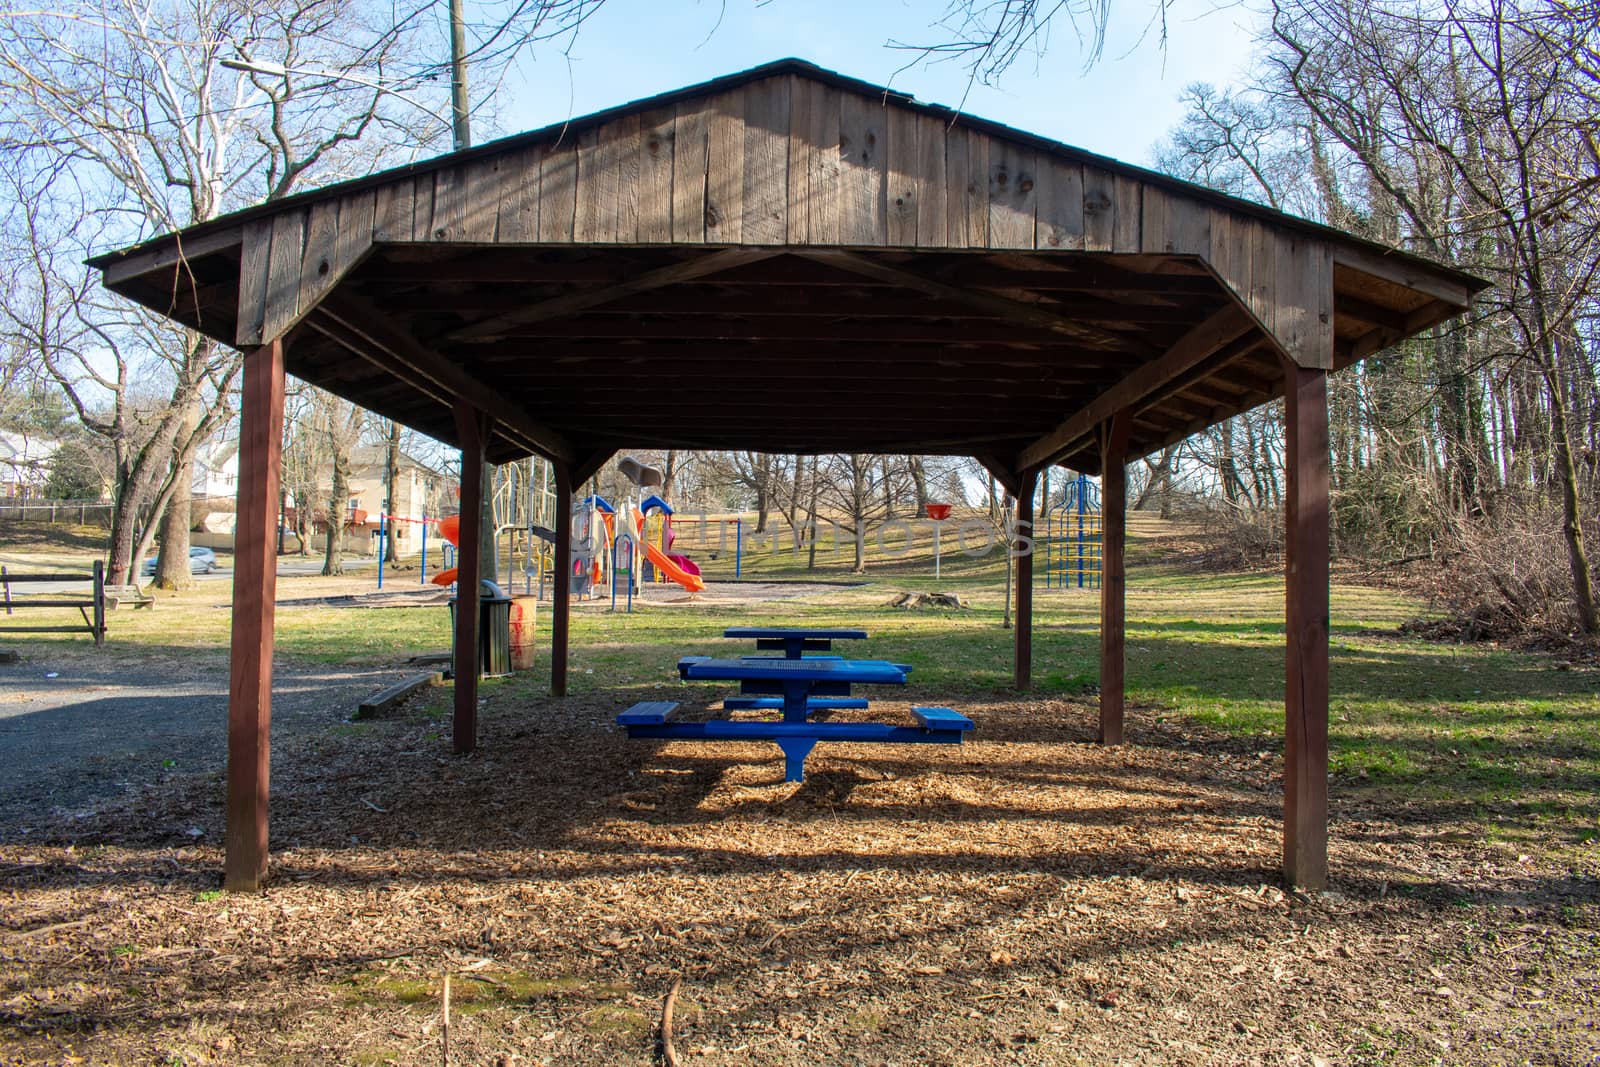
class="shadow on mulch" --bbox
[5,681,1599,1067]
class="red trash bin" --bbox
[509,596,538,671]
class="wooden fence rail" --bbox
[0,561,107,647]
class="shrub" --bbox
[1415,498,1600,642]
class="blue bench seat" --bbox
[723,696,869,711]
[912,706,974,731]
[619,705,974,782]
[617,700,680,726]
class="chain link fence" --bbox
[0,497,113,526]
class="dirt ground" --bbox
[2,679,1596,1066]
[0,654,418,827]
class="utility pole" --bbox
[449,0,471,151]
[446,0,498,583]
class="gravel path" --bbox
[0,654,414,831]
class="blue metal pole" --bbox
[1081,474,1091,588]
[735,519,742,578]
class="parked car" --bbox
[141,546,218,576]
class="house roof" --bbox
[88,58,1486,479]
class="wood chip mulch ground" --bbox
[2,686,1596,1066]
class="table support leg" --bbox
[782,679,811,723]
[777,736,818,783]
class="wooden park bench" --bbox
[102,583,154,610]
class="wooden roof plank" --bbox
[102,226,242,288]
[451,247,778,342]
[913,113,949,248]
[494,145,543,242]
[988,142,1037,250]
[838,90,887,245]
[670,97,710,243]
[1035,160,1085,252]
[794,249,1152,354]
[741,75,791,243]
[539,137,578,243]
[638,106,677,242]
[706,92,746,242]
[1333,245,1473,307]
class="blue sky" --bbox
[491,0,1262,167]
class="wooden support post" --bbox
[1014,467,1039,691]
[1099,410,1131,745]
[91,559,105,648]
[551,462,573,698]
[452,404,487,755]
[225,339,285,893]
[1283,360,1331,889]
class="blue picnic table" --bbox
[618,630,973,782]
[683,657,905,721]
[721,626,867,659]
[718,626,909,710]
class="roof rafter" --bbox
[1017,302,1259,471]
[313,291,575,463]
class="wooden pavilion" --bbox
[88,59,1485,893]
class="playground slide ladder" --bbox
[1041,473,1103,591]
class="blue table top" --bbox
[723,627,868,640]
[680,656,906,684]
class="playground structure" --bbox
[494,456,559,596]
[567,457,704,607]
[1040,472,1103,591]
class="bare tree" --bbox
[320,396,365,576]
[0,0,450,584]
[812,454,899,573]
[1264,0,1599,631]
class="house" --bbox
[334,445,454,548]
[270,446,454,551]
[0,431,59,497]
[192,440,453,551]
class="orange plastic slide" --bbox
[642,538,705,593]
[430,514,462,586]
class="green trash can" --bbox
[449,580,513,678]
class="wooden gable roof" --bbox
[90,58,1486,474]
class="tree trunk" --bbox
[480,463,497,584]
[910,457,928,509]
[805,455,821,572]
[880,457,895,519]
[153,401,201,591]
[1220,419,1241,503]
[384,421,400,564]
[662,449,678,500]
[1002,493,1014,629]
[850,460,867,573]
[1134,446,1178,511]
[106,490,141,586]
[1536,345,1598,635]
[1437,324,1480,514]
[755,486,770,534]
[323,451,349,576]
